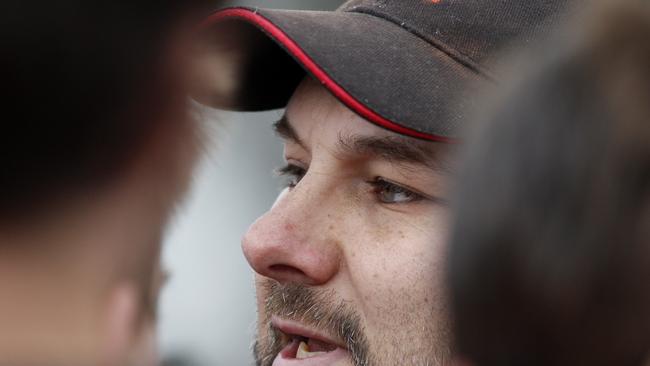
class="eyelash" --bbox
[276,164,306,188]
[367,177,426,204]
[277,164,426,204]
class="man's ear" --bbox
[102,283,140,366]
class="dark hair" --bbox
[0,0,210,218]
[448,3,650,366]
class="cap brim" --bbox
[197,7,486,141]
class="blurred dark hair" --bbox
[448,2,650,366]
[0,0,210,219]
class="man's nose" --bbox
[241,188,342,286]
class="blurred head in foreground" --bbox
[0,1,208,365]
[448,2,650,366]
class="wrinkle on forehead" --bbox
[285,77,362,146]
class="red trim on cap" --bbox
[201,8,456,143]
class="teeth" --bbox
[296,341,327,359]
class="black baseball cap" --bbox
[196,0,574,142]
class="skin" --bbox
[243,77,453,366]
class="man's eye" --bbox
[369,177,424,204]
[277,164,306,188]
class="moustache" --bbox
[258,279,372,366]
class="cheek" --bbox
[346,209,449,322]
[360,238,441,307]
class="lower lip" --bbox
[272,339,349,366]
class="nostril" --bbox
[269,264,306,278]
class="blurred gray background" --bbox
[158,1,343,365]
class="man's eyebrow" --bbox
[272,115,308,150]
[337,134,453,174]
[273,114,452,173]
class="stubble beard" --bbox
[252,279,452,366]
[253,280,373,366]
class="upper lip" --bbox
[271,315,347,350]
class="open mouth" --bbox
[271,316,349,365]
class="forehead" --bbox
[285,78,392,142]
[283,78,454,173]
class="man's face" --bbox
[243,78,453,366]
